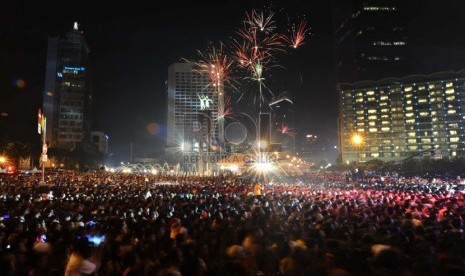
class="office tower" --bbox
[333,0,411,83]
[42,22,92,150]
[339,70,465,163]
[269,91,295,153]
[166,62,218,151]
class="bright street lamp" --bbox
[352,134,363,145]
[351,134,364,163]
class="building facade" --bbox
[166,62,218,151]
[332,0,411,83]
[43,22,92,150]
[91,131,109,154]
[269,91,295,153]
[339,71,465,163]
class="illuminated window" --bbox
[370,147,379,151]
[358,116,365,121]
[433,131,438,136]
[367,97,376,101]
[446,96,455,101]
[449,123,458,128]
[405,106,413,111]
[408,132,415,137]
[446,82,453,88]
[406,119,415,124]
[393,41,406,45]
[406,100,412,104]
[371,153,380,157]
[368,115,377,120]
[428,84,435,89]
[368,109,377,114]
[383,140,391,144]
[379,102,388,106]
[368,121,376,126]
[381,127,390,132]
[405,93,413,98]
[421,138,431,143]
[363,6,397,11]
[431,111,437,116]
[405,113,414,117]
[408,139,417,144]
[404,87,412,92]
[430,98,436,103]
[381,108,389,113]
[356,97,364,102]
[345,93,352,97]
[381,114,389,118]
[356,110,364,114]
[381,121,389,125]
[432,118,437,122]
[418,85,426,90]
[450,137,460,143]
[420,112,429,116]
[369,128,378,132]
[356,92,363,97]
[380,96,388,101]
[452,151,457,157]
[418,98,428,103]
[448,109,456,114]
[445,88,454,94]
[366,91,375,96]
[408,145,418,150]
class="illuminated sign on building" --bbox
[63,66,85,71]
[198,94,213,110]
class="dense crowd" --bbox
[1,171,465,275]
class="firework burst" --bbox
[244,9,276,33]
[285,21,308,49]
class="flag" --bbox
[38,109,42,134]
[41,115,46,134]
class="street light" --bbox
[0,156,6,164]
[351,133,364,163]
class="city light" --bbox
[0,156,6,164]
[352,134,363,146]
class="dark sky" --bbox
[1,0,465,162]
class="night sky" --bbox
[1,0,465,162]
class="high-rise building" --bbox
[339,71,465,163]
[269,91,295,153]
[333,0,411,83]
[166,62,218,151]
[42,22,92,150]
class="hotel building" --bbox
[42,22,92,150]
[339,71,465,163]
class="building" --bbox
[339,71,465,163]
[42,22,92,150]
[269,91,295,153]
[166,62,219,152]
[91,131,109,154]
[332,0,411,83]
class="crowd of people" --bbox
[1,170,465,275]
